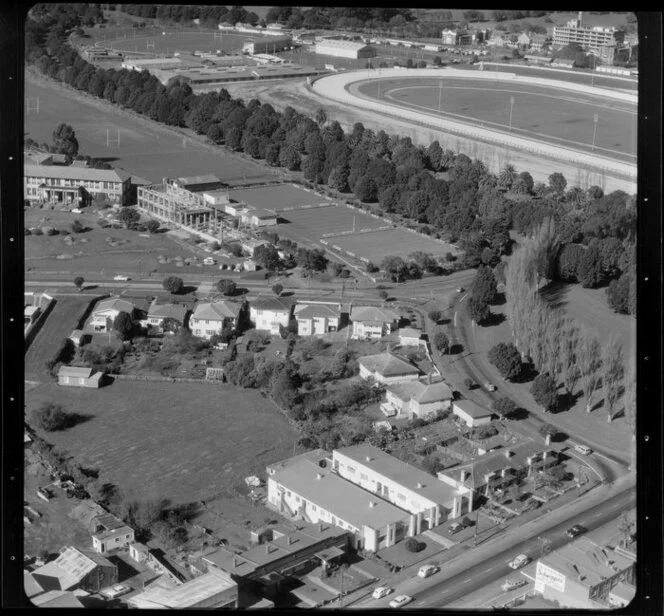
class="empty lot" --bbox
[229,183,335,212]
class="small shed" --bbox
[69,330,88,347]
[398,327,422,346]
[57,366,103,388]
[452,400,492,428]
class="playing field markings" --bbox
[26,97,40,114]
[106,127,121,149]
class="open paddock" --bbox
[25,380,300,505]
[328,227,459,263]
[281,204,388,239]
[228,183,335,212]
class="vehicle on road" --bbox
[388,595,413,608]
[508,554,530,570]
[101,584,132,599]
[418,564,439,578]
[574,444,593,455]
[566,524,587,539]
[456,287,464,293]
[372,586,393,599]
[485,382,497,392]
[448,522,463,534]
[501,578,527,592]
[113,275,130,281]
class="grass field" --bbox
[98,30,252,56]
[228,183,335,212]
[354,76,637,161]
[282,204,386,236]
[25,380,300,505]
[329,227,458,262]
[25,77,278,185]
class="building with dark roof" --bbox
[146,299,189,332]
[350,305,400,340]
[294,302,341,336]
[358,352,420,384]
[31,546,117,593]
[190,301,244,339]
[385,378,453,419]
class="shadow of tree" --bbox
[491,292,506,306]
[482,312,506,327]
[450,343,464,355]
[507,407,530,421]
[62,413,95,429]
[539,280,570,311]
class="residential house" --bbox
[146,299,188,333]
[530,33,551,51]
[266,449,413,552]
[91,512,135,554]
[128,569,237,609]
[350,305,399,340]
[57,366,103,388]
[332,444,465,528]
[437,439,561,506]
[294,302,341,336]
[30,590,86,607]
[190,301,244,339]
[242,238,271,256]
[89,297,140,333]
[517,32,532,49]
[31,546,117,593]
[358,352,420,385]
[452,399,493,427]
[398,327,422,346]
[243,259,258,272]
[24,305,40,327]
[383,378,453,419]
[250,296,294,335]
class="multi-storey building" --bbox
[552,12,624,63]
[24,163,131,207]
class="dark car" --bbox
[566,524,587,539]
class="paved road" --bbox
[354,483,635,609]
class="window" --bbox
[397,493,406,501]
[295,495,300,502]
[360,473,368,481]
[311,504,317,512]
[347,466,355,473]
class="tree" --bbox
[314,107,327,128]
[467,296,490,324]
[606,273,633,314]
[381,256,409,283]
[548,172,567,195]
[492,397,516,418]
[279,146,301,171]
[602,336,624,422]
[433,331,450,354]
[538,422,559,441]
[578,331,602,413]
[530,373,558,412]
[272,283,284,296]
[73,276,85,292]
[31,403,73,432]
[253,244,282,271]
[71,219,84,233]
[113,311,134,341]
[118,208,140,228]
[162,276,184,294]
[404,537,424,552]
[576,243,604,288]
[470,265,497,305]
[488,342,523,380]
[146,220,160,233]
[52,123,79,158]
[559,319,581,396]
[498,164,517,191]
[216,279,237,296]
[354,176,379,203]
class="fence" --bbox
[24,293,55,351]
[110,372,227,385]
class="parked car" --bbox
[101,584,132,599]
[417,564,439,578]
[501,578,527,592]
[372,586,393,599]
[508,554,530,570]
[574,444,593,455]
[388,595,413,608]
[566,524,587,539]
[456,287,464,293]
[448,522,463,534]
[113,275,130,281]
[485,382,497,392]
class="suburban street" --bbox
[352,479,635,609]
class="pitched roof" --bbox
[58,366,94,379]
[31,590,85,607]
[334,444,458,507]
[191,301,242,321]
[24,572,44,598]
[358,353,420,378]
[295,303,341,320]
[267,450,409,530]
[251,209,278,219]
[24,163,131,183]
[93,298,136,315]
[32,547,114,590]
[350,305,399,323]
[148,301,188,321]
[453,399,492,419]
[388,379,453,404]
[398,327,422,339]
[251,296,294,313]
[317,39,375,51]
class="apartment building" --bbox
[552,12,624,62]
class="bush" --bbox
[428,310,442,322]
[162,276,184,294]
[31,403,73,432]
[32,228,43,236]
[404,537,425,553]
[216,279,237,296]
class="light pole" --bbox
[592,113,599,151]
[509,96,515,132]
[438,79,442,112]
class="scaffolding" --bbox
[106,128,121,148]
[26,97,40,114]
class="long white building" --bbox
[315,39,377,59]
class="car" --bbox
[485,382,497,392]
[501,578,527,592]
[113,275,130,281]
[101,584,132,599]
[372,586,393,599]
[508,554,530,570]
[388,595,413,608]
[566,524,587,539]
[417,564,439,578]
[448,522,463,534]
[574,444,593,455]
[456,287,464,293]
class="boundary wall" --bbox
[312,69,637,183]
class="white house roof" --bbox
[93,298,136,315]
[316,39,375,51]
[453,399,492,419]
[351,305,399,323]
[295,303,341,320]
[398,327,422,339]
[192,301,242,321]
[388,379,453,404]
[358,353,420,378]
[24,163,131,183]
[58,366,95,379]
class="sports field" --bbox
[228,183,335,212]
[353,76,637,161]
[25,78,278,185]
[282,204,387,237]
[328,227,458,262]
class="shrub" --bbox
[404,537,425,553]
[31,403,73,432]
[428,310,442,322]
[162,276,184,294]
[32,228,43,236]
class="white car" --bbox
[113,275,130,281]
[485,382,497,392]
[101,584,132,599]
[388,595,413,608]
[501,578,527,592]
[372,586,393,599]
[456,287,464,293]
[508,554,530,570]
[574,444,593,455]
[417,564,439,578]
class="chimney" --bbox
[578,11,583,25]
[460,469,468,482]
[319,522,325,532]
[288,535,295,545]
[427,373,432,386]
[265,544,270,554]
[232,555,238,568]
[545,434,551,446]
